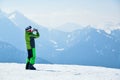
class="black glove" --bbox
[33,28,38,32]
[35,29,38,32]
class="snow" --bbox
[56,48,64,51]
[67,34,71,38]
[50,40,57,45]
[97,30,101,34]
[0,63,120,80]
[105,34,112,39]
[50,40,59,48]
[9,14,16,19]
[8,14,18,26]
[105,30,111,34]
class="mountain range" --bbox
[0,10,120,68]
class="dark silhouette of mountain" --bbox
[0,40,51,64]
[0,41,26,63]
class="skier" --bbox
[25,26,40,70]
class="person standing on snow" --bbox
[25,26,40,70]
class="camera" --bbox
[33,28,38,32]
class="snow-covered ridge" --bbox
[0,63,120,80]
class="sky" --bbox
[0,0,120,29]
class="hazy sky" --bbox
[0,0,120,29]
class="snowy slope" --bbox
[0,63,120,80]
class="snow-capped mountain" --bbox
[0,11,25,51]
[35,26,120,68]
[8,11,37,30]
[0,10,120,68]
[56,22,85,32]
[51,27,120,68]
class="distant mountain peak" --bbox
[9,11,25,18]
[9,13,16,19]
[8,10,29,27]
[56,22,86,32]
[60,22,83,28]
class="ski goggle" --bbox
[27,29,33,32]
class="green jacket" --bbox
[25,31,40,49]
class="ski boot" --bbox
[28,64,36,70]
[25,62,30,69]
